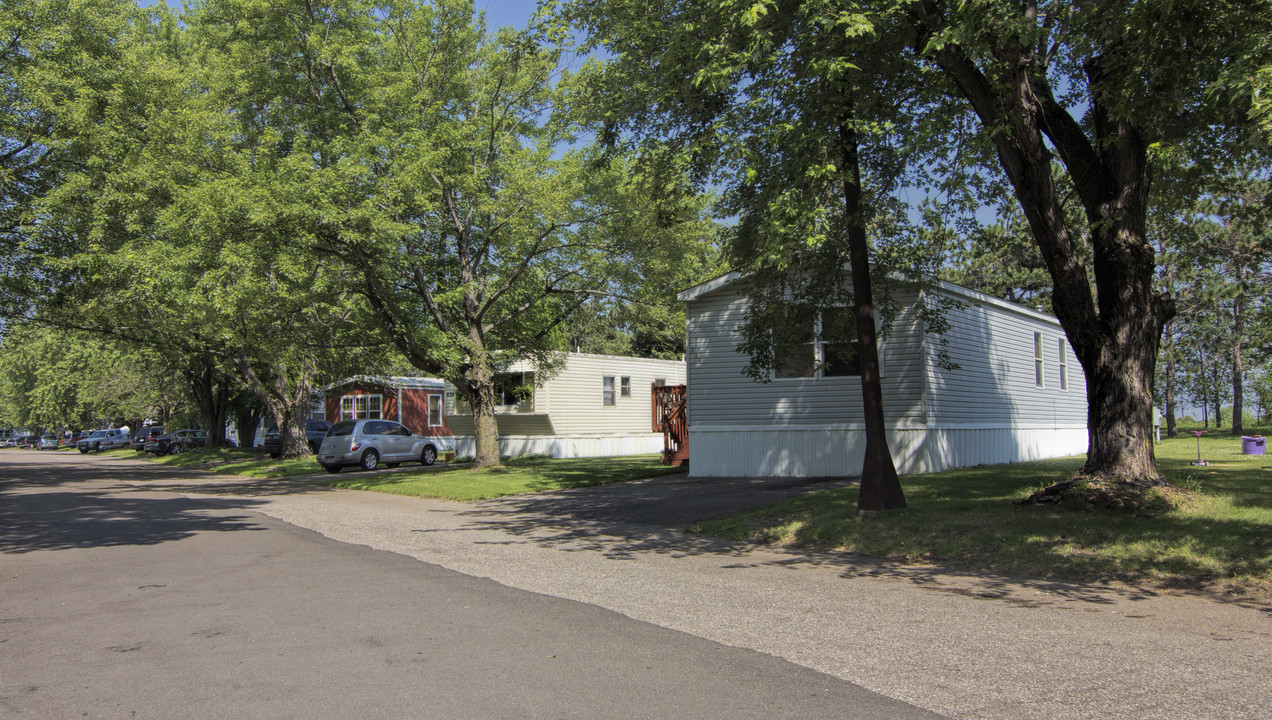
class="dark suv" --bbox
[129,426,166,451]
[262,419,332,457]
[145,428,207,455]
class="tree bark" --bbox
[460,358,501,468]
[840,124,905,512]
[184,358,231,446]
[231,351,314,459]
[910,1,1174,484]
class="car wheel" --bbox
[168,444,183,456]
[324,465,342,474]
[359,449,379,471]
[421,445,437,466]
[269,452,280,459]
[309,441,320,454]
[78,448,89,454]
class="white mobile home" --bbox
[445,352,687,459]
[679,272,1088,477]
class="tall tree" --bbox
[568,1,923,509]
[187,0,718,467]
[905,0,1272,484]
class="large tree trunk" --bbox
[235,407,263,451]
[231,351,314,459]
[840,124,905,512]
[911,3,1174,485]
[184,358,231,446]
[461,359,501,468]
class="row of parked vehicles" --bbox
[7,417,454,474]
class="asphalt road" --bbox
[0,450,941,719]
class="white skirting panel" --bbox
[686,425,1089,478]
[453,433,665,460]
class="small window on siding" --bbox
[602,376,615,406]
[1033,332,1045,388]
[427,394,443,427]
[1058,338,1068,391]
[653,378,666,387]
[620,377,631,397]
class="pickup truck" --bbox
[77,428,131,453]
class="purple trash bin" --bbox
[1240,436,1266,455]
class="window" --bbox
[428,394,443,427]
[773,315,816,379]
[620,377,631,397]
[603,376,616,406]
[492,371,534,407]
[653,378,666,387]
[1058,338,1069,391]
[819,312,860,377]
[341,394,382,420]
[773,309,859,379]
[1034,332,1045,388]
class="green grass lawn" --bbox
[321,454,684,501]
[102,446,326,478]
[690,430,1272,602]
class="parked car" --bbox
[129,426,166,452]
[38,434,59,450]
[316,419,452,473]
[17,434,38,449]
[76,430,108,453]
[145,428,207,455]
[77,428,130,453]
[262,420,332,457]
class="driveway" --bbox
[0,450,938,719]
[11,450,1272,719]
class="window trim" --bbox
[1033,332,1045,389]
[1058,337,1069,392]
[340,393,383,420]
[772,311,862,381]
[427,393,443,427]
[620,376,631,397]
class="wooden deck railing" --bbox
[651,383,689,466]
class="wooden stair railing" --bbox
[651,383,689,466]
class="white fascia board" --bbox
[930,280,1062,326]
[677,271,743,302]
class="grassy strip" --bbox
[690,431,1272,601]
[101,446,325,478]
[321,454,683,501]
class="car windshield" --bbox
[328,421,356,436]
[89,431,106,438]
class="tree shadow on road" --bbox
[0,489,268,553]
[448,479,1183,610]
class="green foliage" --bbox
[0,323,182,429]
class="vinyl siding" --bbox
[923,289,1087,427]
[517,353,687,436]
[684,286,926,428]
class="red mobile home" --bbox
[320,376,453,439]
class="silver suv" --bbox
[317,419,453,473]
